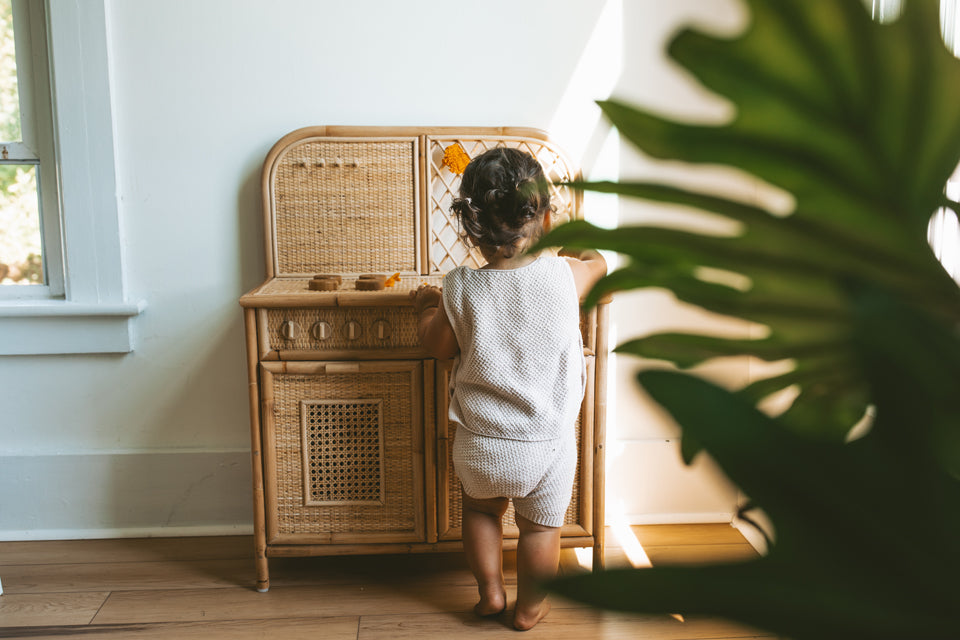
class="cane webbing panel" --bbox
[271,370,417,535]
[426,136,579,274]
[271,139,418,276]
[301,399,384,505]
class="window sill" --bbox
[0,299,146,355]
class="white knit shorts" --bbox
[452,424,577,528]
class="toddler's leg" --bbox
[461,490,509,616]
[513,513,561,631]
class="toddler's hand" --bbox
[411,284,442,315]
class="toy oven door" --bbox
[260,360,426,545]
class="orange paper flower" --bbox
[441,143,470,175]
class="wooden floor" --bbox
[0,524,775,639]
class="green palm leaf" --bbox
[549,285,960,639]
[544,0,960,439]
[544,1,960,637]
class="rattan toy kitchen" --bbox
[240,126,610,592]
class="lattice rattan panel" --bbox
[426,136,579,274]
[301,399,384,505]
[271,138,419,276]
[269,369,418,536]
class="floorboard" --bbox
[0,617,360,639]
[0,592,109,628]
[357,609,775,639]
[0,525,775,639]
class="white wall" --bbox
[0,0,749,539]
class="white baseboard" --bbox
[624,512,734,525]
[1,447,743,542]
[0,524,255,542]
[0,450,253,541]
[732,512,773,555]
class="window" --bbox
[0,0,143,355]
[0,0,60,297]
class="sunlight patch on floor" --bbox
[573,545,593,568]
[609,505,652,569]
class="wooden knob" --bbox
[344,321,362,340]
[311,321,333,340]
[308,278,339,291]
[308,274,342,291]
[356,274,386,291]
[280,320,300,340]
[372,320,391,340]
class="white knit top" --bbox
[442,256,585,442]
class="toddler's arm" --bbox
[560,248,607,302]
[411,285,460,360]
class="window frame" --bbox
[1,0,63,299]
[0,0,144,355]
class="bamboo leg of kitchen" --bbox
[423,360,439,543]
[418,135,430,275]
[244,308,270,591]
[592,301,611,571]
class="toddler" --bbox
[412,147,606,631]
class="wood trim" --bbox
[583,307,597,354]
[592,300,611,570]
[264,535,595,558]
[434,360,456,541]
[423,360,438,543]
[259,365,280,545]
[418,134,430,275]
[244,308,269,592]
[260,359,422,375]
[264,125,555,143]
[240,291,419,308]
[410,362,427,543]
[256,309,271,360]
[270,530,426,546]
[275,348,428,362]
[261,150,277,280]
[580,356,596,536]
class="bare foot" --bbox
[513,600,551,631]
[474,587,507,617]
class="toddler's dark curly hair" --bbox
[450,147,553,257]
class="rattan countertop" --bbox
[240,275,445,308]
